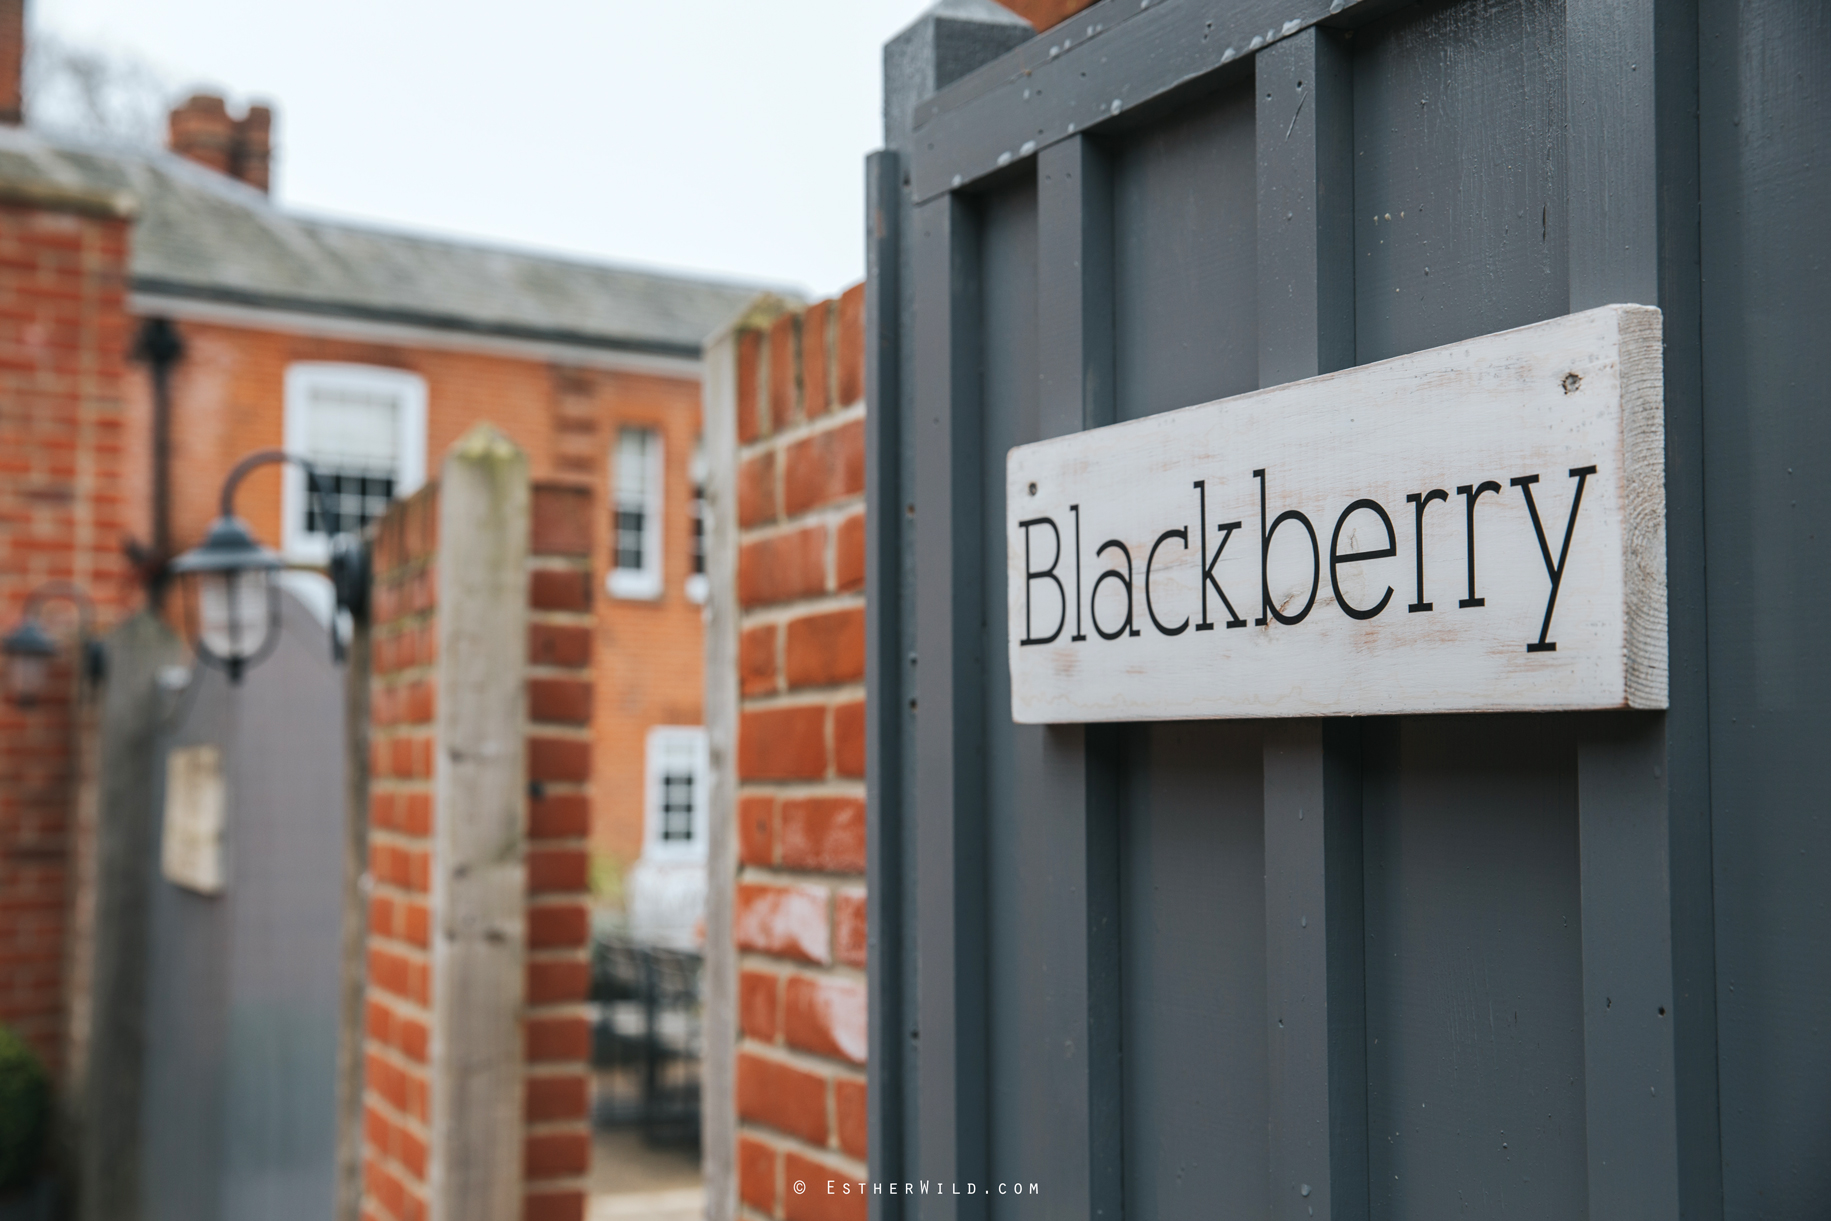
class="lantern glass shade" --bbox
[5,653,50,706]
[197,568,276,665]
[2,618,58,707]
[171,514,284,678]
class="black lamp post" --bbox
[2,583,105,708]
[170,449,369,683]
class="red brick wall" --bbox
[523,483,596,1220]
[729,286,869,1219]
[364,484,440,1221]
[0,199,134,1076]
[362,479,594,1221]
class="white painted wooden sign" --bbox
[1006,305,1666,723]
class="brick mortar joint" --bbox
[361,1088,431,1123]
[734,865,866,885]
[522,1116,592,1133]
[736,1039,865,1078]
[735,502,863,547]
[527,610,595,626]
[734,786,867,805]
[740,682,867,707]
[737,400,867,460]
[732,694,854,715]
[737,967,866,995]
[736,592,867,627]
[737,1043,867,1079]
[736,956,867,983]
[733,1121,869,1175]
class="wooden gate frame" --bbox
[864,1,1716,1218]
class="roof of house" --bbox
[0,125,770,359]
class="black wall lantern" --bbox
[2,583,106,708]
[171,449,370,683]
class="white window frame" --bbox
[685,437,709,605]
[643,726,709,862]
[281,363,427,563]
[608,426,664,600]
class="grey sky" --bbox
[31,0,942,298]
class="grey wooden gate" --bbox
[863,1,1829,1218]
[138,587,347,1221]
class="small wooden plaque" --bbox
[162,743,226,894]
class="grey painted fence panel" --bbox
[871,0,1826,1215]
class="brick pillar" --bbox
[0,0,23,125]
[523,483,596,1221]
[362,429,595,1221]
[0,191,134,1083]
[364,482,441,1221]
[717,285,869,1219]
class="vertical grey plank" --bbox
[1257,27,1366,1221]
[882,17,1030,1212]
[1122,723,1270,1221]
[1575,714,1680,1221]
[1112,77,1259,420]
[1039,136,1115,434]
[1262,721,1366,1221]
[1257,26,1355,386]
[863,148,906,1217]
[1642,0,1720,1216]
[1565,0,1660,312]
[1698,0,1831,1215]
[1361,716,1590,1221]
[1566,0,1712,1212]
[220,594,346,1220]
[1350,0,1568,366]
[995,136,1118,1220]
[912,191,987,1221]
[139,667,231,1221]
[82,612,184,1221]
[334,618,370,1221]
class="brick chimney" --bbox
[169,94,274,194]
[998,0,1099,31]
[0,0,24,126]
[231,105,272,193]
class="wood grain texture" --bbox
[431,427,528,1221]
[699,319,745,1221]
[1006,305,1666,721]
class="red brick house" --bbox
[2,92,766,855]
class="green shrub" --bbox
[0,1025,48,1192]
